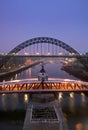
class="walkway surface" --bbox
[23,93,68,130]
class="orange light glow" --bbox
[75,123,83,130]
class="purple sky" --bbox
[0,0,88,53]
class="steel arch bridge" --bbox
[9,37,79,54]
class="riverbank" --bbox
[62,65,88,82]
[0,60,41,82]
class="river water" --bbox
[0,60,88,130]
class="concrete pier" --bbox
[23,93,68,130]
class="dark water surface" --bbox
[0,61,88,130]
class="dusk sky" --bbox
[0,0,88,53]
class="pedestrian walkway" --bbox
[23,93,68,130]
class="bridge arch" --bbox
[9,37,79,54]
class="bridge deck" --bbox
[1,54,88,58]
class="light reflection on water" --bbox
[75,120,88,130]
[1,94,7,111]
[75,121,88,130]
[24,94,29,104]
[69,92,75,113]
[75,123,83,130]
[58,92,63,102]
[1,94,19,111]
[0,93,30,111]
[58,92,88,130]
[0,92,87,111]
[58,92,87,112]
[81,92,86,102]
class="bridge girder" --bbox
[0,81,88,94]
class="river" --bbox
[0,60,88,130]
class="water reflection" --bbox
[11,94,18,110]
[24,94,29,104]
[1,94,18,111]
[13,61,78,80]
[1,94,7,111]
[69,92,74,99]
[0,93,29,111]
[58,92,63,102]
[75,123,83,130]
[80,92,86,109]
[84,119,88,130]
[69,92,75,112]
[81,93,86,103]
[75,120,88,130]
